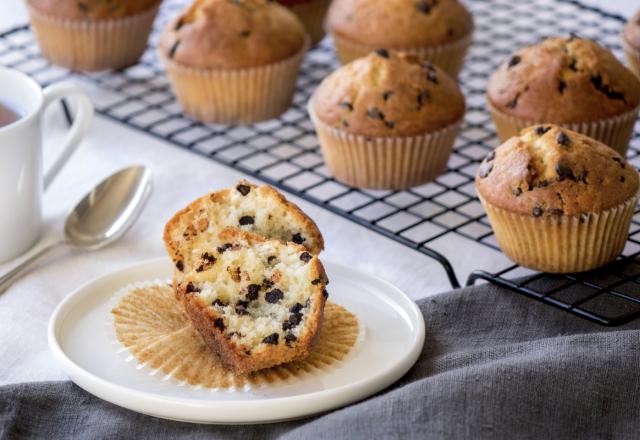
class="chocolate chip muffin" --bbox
[159,0,308,123]
[277,0,331,46]
[26,0,162,70]
[309,50,465,189]
[476,125,639,273]
[623,11,640,79]
[487,36,640,155]
[327,0,473,77]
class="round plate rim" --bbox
[48,257,425,424]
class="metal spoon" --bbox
[0,165,153,294]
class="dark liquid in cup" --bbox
[0,103,20,128]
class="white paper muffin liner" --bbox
[107,280,362,391]
[478,192,639,273]
[488,99,640,156]
[27,4,159,71]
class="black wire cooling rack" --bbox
[0,0,638,326]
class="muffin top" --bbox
[476,125,639,217]
[624,11,640,48]
[311,50,465,137]
[160,0,306,69]
[27,0,160,20]
[327,0,473,48]
[488,37,640,123]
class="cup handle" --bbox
[41,82,94,190]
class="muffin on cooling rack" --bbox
[476,125,639,273]
[309,50,465,189]
[26,0,162,71]
[487,36,640,155]
[623,11,640,79]
[159,0,308,124]
[326,0,473,78]
[277,0,331,46]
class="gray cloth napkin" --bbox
[3,280,640,440]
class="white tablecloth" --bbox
[0,1,633,386]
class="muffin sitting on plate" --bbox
[327,0,473,77]
[487,36,640,155]
[476,125,639,273]
[622,11,640,79]
[159,0,308,124]
[309,50,465,189]
[26,0,162,71]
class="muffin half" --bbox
[309,50,465,189]
[476,125,639,273]
[327,0,473,77]
[487,36,640,155]
[159,0,308,124]
[26,0,161,71]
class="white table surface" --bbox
[0,1,634,386]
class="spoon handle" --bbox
[0,242,62,294]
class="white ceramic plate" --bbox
[48,258,425,424]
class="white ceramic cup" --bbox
[0,68,93,263]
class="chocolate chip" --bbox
[417,90,430,109]
[547,208,564,216]
[262,333,279,345]
[186,282,199,293]
[382,90,393,101]
[512,187,523,197]
[246,284,260,301]
[217,243,233,253]
[285,333,297,344]
[311,278,322,285]
[212,299,227,307]
[300,252,312,263]
[214,318,225,331]
[384,120,396,129]
[620,176,626,183]
[415,1,431,14]
[508,55,521,68]
[556,162,576,181]
[375,48,389,58]
[506,94,520,109]
[267,255,277,265]
[323,289,329,299]
[426,70,438,84]
[612,157,626,168]
[168,40,180,59]
[235,301,250,316]
[290,303,304,314]
[263,278,274,289]
[534,126,551,136]
[367,107,384,120]
[558,79,567,94]
[556,132,571,147]
[568,57,578,71]
[532,206,543,217]
[239,215,254,226]
[240,30,251,37]
[175,260,184,271]
[196,252,216,272]
[265,289,284,303]
[591,73,625,100]
[339,102,354,111]
[292,233,305,244]
[283,313,302,331]
[478,162,493,178]
[236,184,251,196]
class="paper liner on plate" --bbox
[330,32,472,78]
[110,281,360,390]
[478,192,638,273]
[487,99,640,157]
[622,36,640,80]
[286,0,331,46]
[26,4,159,71]
[309,105,461,189]
[160,38,309,124]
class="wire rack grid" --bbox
[0,0,639,325]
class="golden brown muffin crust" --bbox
[159,0,306,69]
[488,36,640,123]
[27,0,160,20]
[327,0,473,48]
[476,125,639,217]
[311,50,465,137]
[624,11,640,49]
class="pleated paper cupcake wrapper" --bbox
[622,36,640,80]
[479,193,638,273]
[108,280,361,391]
[26,4,159,71]
[330,32,472,78]
[309,107,461,189]
[287,0,331,46]
[487,100,640,156]
[161,39,309,124]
